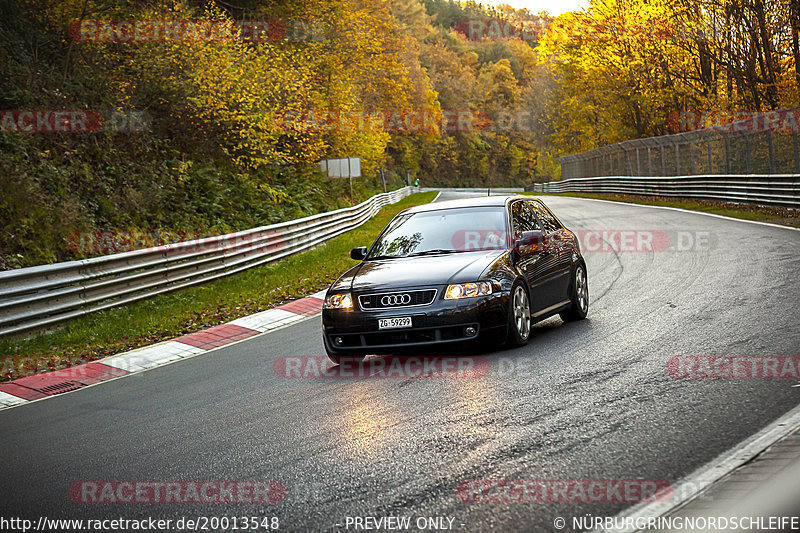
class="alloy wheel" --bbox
[576,266,588,313]
[513,285,531,340]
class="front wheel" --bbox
[560,263,588,322]
[506,282,532,347]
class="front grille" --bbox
[329,324,479,348]
[359,289,437,310]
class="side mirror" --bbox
[350,246,368,261]
[514,230,545,254]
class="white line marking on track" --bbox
[593,403,800,532]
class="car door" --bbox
[509,199,562,313]
[531,200,573,306]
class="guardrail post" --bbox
[744,133,752,173]
[794,127,800,173]
[629,149,634,176]
[766,131,775,174]
[724,133,731,174]
[619,148,624,175]
[675,142,681,175]
[707,139,713,174]
[660,144,666,175]
[626,149,632,175]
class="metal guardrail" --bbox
[0,187,416,337]
[419,187,524,194]
[525,175,800,208]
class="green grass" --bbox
[526,192,800,227]
[0,192,437,381]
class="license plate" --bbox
[378,317,412,329]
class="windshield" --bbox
[367,207,507,259]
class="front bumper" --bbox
[322,288,509,354]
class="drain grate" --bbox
[37,381,83,395]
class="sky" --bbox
[480,0,590,16]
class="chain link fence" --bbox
[558,110,800,180]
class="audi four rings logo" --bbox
[381,293,412,306]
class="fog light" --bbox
[335,337,344,345]
[465,326,477,337]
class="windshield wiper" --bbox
[405,249,460,257]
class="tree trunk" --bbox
[752,0,779,107]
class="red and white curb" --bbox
[0,289,327,410]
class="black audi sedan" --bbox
[321,195,588,363]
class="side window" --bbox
[532,201,560,232]
[511,200,540,238]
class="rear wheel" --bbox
[560,263,588,322]
[506,281,531,347]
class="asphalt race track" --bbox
[1,192,799,532]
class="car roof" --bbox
[402,194,532,214]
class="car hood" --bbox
[330,251,506,293]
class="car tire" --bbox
[506,281,532,347]
[560,263,588,322]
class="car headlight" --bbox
[444,282,493,300]
[323,293,353,309]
